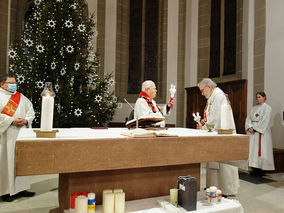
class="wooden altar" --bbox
[15,128,249,212]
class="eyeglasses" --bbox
[199,85,207,93]
[4,81,17,84]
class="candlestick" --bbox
[170,188,178,206]
[75,195,88,213]
[114,192,125,213]
[103,192,114,213]
[40,82,55,131]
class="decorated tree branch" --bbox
[8,0,117,127]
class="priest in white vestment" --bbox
[198,78,239,196]
[134,80,174,127]
[245,91,275,176]
[0,74,35,202]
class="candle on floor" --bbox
[103,192,114,213]
[114,192,125,213]
[75,195,88,213]
[103,189,113,207]
[170,188,178,206]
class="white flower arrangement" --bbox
[95,95,102,103]
[77,24,86,32]
[51,62,56,70]
[60,68,66,76]
[17,74,25,84]
[8,49,17,59]
[66,45,74,53]
[54,83,59,92]
[34,12,41,20]
[24,39,34,47]
[36,44,45,53]
[64,20,73,28]
[34,0,42,6]
[74,108,82,117]
[36,80,44,89]
[74,62,80,70]
[47,20,56,28]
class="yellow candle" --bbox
[170,188,178,206]
[103,193,114,213]
[114,192,125,213]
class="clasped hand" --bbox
[12,118,27,127]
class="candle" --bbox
[40,96,54,131]
[103,192,114,213]
[114,192,125,213]
[113,189,123,194]
[75,195,88,213]
[102,189,113,207]
[170,188,178,206]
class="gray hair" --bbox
[142,80,155,91]
[198,78,217,88]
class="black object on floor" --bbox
[17,190,36,197]
[2,194,18,202]
[239,171,276,184]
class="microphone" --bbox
[124,98,134,110]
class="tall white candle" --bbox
[102,189,113,208]
[114,192,125,213]
[103,193,114,213]
[170,188,178,206]
[75,195,88,213]
[113,189,123,194]
[40,96,54,131]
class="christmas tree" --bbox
[8,0,117,127]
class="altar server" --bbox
[198,78,239,196]
[134,80,174,127]
[0,74,35,202]
[245,91,275,176]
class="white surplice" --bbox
[245,103,275,170]
[134,98,169,127]
[205,87,239,195]
[0,88,35,196]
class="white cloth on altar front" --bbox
[134,97,169,127]
[0,88,35,196]
[204,87,239,196]
[245,103,275,170]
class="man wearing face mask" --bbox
[0,74,35,202]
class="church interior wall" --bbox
[0,0,9,74]
[265,0,284,149]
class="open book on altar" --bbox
[121,128,178,138]
[125,116,167,129]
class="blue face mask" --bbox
[7,84,17,93]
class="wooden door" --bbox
[185,80,247,134]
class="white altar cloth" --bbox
[64,194,243,213]
[17,127,240,141]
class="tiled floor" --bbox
[0,172,284,213]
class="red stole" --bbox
[1,92,21,117]
[139,91,161,113]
